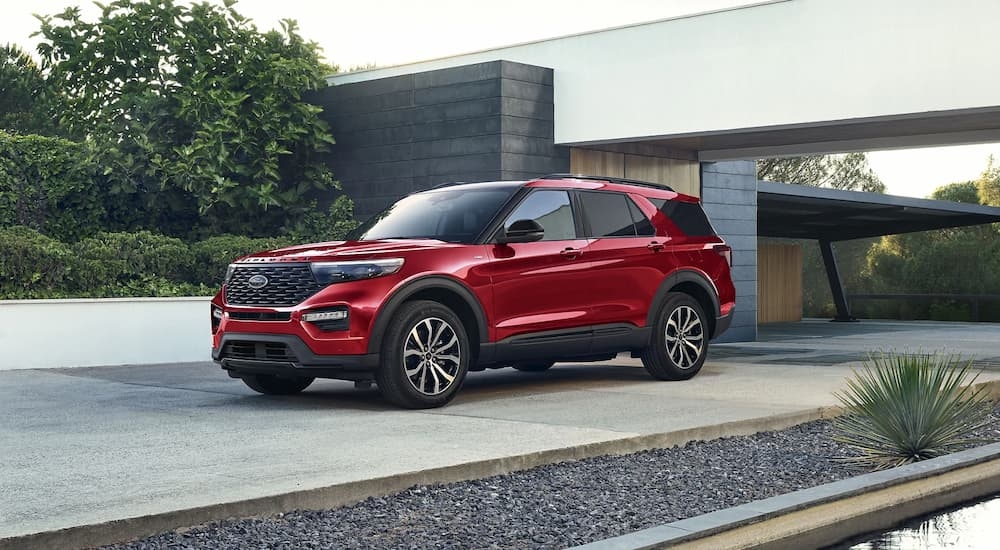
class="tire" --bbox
[512,361,555,372]
[242,374,314,395]
[641,292,708,380]
[376,300,470,409]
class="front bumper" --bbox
[213,332,379,379]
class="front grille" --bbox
[226,264,322,307]
[222,341,298,362]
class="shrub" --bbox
[0,132,109,241]
[71,231,198,295]
[0,226,76,299]
[833,351,994,470]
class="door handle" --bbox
[560,247,582,259]
[647,241,665,252]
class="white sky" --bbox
[4,0,999,199]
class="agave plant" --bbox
[833,351,994,470]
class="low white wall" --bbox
[0,297,212,370]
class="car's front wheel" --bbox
[241,374,314,395]
[376,300,470,409]
[641,292,708,380]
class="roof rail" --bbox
[428,181,467,190]
[540,173,675,192]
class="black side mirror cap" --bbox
[496,219,544,244]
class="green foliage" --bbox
[0,226,300,299]
[0,131,113,241]
[0,44,61,136]
[833,351,993,470]
[35,0,339,237]
[757,152,886,193]
[0,226,76,299]
[862,175,1000,321]
[283,195,359,244]
[977,155,1000,207]
[931,180,980,204]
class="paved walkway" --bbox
[2,320,999,542]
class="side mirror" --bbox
[497,219,544,244]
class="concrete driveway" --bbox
[2,319,999,544]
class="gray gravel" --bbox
[103,407,1000,550]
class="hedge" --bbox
[0,226,297,299]
[0,132,112,241]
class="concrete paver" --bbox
[2,319,999,542]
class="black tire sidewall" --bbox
[642,292,708,380]
[376,300,471,408]
[242,374,314,395]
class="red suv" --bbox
[211,175,735,408]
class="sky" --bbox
[4,0,999,199]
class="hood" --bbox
[236,239,454,263]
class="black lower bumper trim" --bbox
[712,308,735,340]
[213,332,379,377]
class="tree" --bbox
[0,44,60,136]
[863,176,1000,321]
[35,0,339,237]
[757,152,886,193]
[976,155,1000,206]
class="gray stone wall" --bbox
[701,161,757,342]
[312,61,567,218]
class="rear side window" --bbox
[649,198,717,237]
[579,192,637,237]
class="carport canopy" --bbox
[756,181,1000,321]
[758,181,1000,241]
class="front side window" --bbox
[503,190,577,241]
[349,188,517,243]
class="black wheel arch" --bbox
[367,276,490,355]
[648,270,721,338]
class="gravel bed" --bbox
[105,406,1000,550]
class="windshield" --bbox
[348,187,518,244]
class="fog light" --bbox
[212,307,224,320]
[302,310,348,322]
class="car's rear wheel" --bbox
[376,300,470,409]
[512,361,555,372]
[241,374,314,395]
[641,292,708,380]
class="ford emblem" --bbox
[247,274,269,289]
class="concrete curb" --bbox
[572,442,1000,550]
[0,407,837,550]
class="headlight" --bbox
[224,264,237,284]
[310,259,404,285]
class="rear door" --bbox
[576,191,672,328]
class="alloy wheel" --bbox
[403,317,462,396]
[665,305,704,369]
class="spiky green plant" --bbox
[833,351,994,470]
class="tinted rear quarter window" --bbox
[649,198,717,237]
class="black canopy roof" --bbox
[757,181,1000,241]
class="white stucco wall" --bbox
[329,0,1000,147]
[0,297,212,370]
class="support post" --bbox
[819,239,857,322]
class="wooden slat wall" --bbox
[757,243,803,324]
[569,148,700,197]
